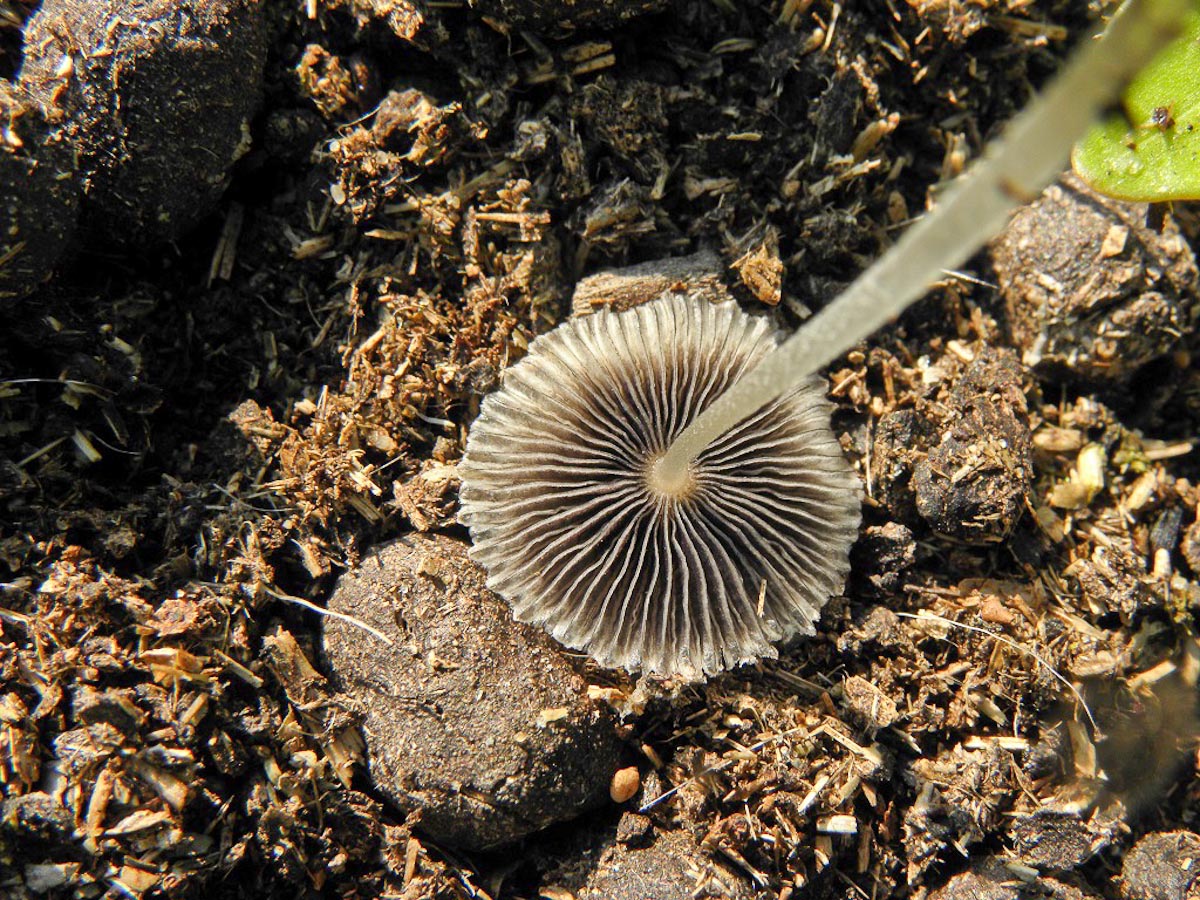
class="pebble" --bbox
[609,766,640,803]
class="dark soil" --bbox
[1,1,1199,899]
[0,79,77,298]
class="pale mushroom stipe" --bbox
[458,0,1187,678]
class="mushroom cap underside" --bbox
[458,294,862,678]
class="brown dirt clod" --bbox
[21,0,268,245]
[570,249,734,317]
[323,533,624,851]
[1010,806,1121,872]
[912,348,1034,542]
[929,858,1098,900]
[1121,831,1200,900]
[577,827,755,900]
[989,173,1199,384]
[468,0,668,32]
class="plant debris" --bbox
[0,0,1198,897]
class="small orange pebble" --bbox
[609,766,640,804]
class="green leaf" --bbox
[1072,9,1200,201]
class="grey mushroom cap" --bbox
[457,294,862,679]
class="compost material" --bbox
[1,0,1199,898]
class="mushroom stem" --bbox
[645,452,695,499]
[653,0,1187,483]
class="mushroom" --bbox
[457,0,1183,678]
[458,295,861,678]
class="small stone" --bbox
[0,81,78,300]
[609,766,639,803]
[22,0,268,245]
[1121,831,1200,900]
[989,173,1198,384]
[323,533,623,850]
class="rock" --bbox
[1121,831,1200,900]
[989,173,1198,383]
[1011,807,1120,871]
[468,0,667,32]
[851,522,916,596]
[323,533,624,851]
[21,0,268,245]
[0,82,78,300]
[609,766,639,803]
[913,349,1034,542]
[930,858,1097,900]
[578,828,754,900]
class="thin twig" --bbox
[263,585,394,647]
